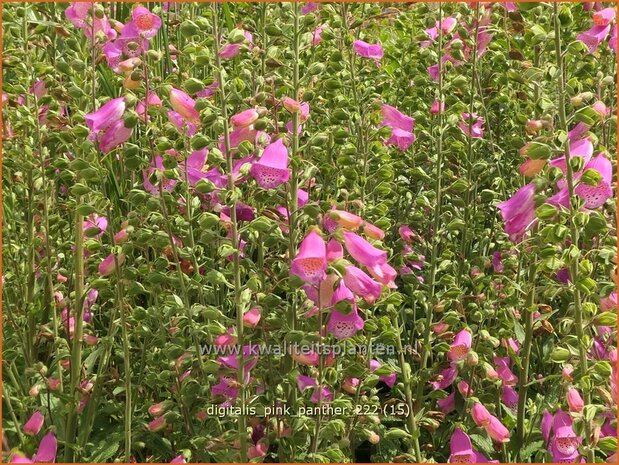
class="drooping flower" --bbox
[430,364,458,390]
[291,229,327,285]
[459,112,485,138]
[381,104,415,151]
[549,409,582,462]
[231,108,259,128]
[250,138,290,189]
[98,253,125,277]
[243,307,262,328]
[437,392,455,414]
[501,386,519,412]
[327,305,364,339]
[343,265,382,304]
[143,155,177,195]
[353,40,384,61]
[566,387,585,413]
[85,97,126,137]
[494,356,518,385]
[99,119,133,153]
[471,403,492,427]
[497,183,536,242]
[577,24,612,53]
[136,92,162,122]
[23,411,44,436]
[170,88,200,124]
[486,416,510,443]
[448,329,472,361]
[32,432,57,462]
[369,359,397,388]
[574,153,614,209]
[449,427,497,463]
[342,231,387,268]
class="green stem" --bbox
[552,4,593,461]
[212,4,246,461]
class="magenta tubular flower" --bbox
[170,88,200,124]
[197,80,219,98]
[399,225,416,243]
[353,40,384,60]
[381,104,414,133]
[98,253,125,277]
[430,99,445,115]
[167,110,198,136]
[501,386,519,411]
[577,24,611,53]
[243,307,261,328]
[231,108,259,128]
[459,112,485,138]
[549,138,594,174]
[367,262,397,288]
[448,329,472,361]
[575,153,614,209]
[494,356,518,385]
[541,409,553,443]
[250,138,290,189]
[594,7,616,26]
[312,25,324,46]
[32,432,57,462]
[343,265,382,304]
[609,24,617,53]
[600,291,617,311]
[437,392,455,414]
[302,2,319,14]
[326,239,343,263]
[330,210,364,229]
[170,455,186,464]
[566,387,585,413]
[497,183,536,243]
[342,231,387,268]
[428,64,439,81]
[486,416,510,443]
[449,427,497,463]
[136,92,162,122]
[83,214,108,239]
[310,386,333,404]
[99,119,133,153]
[330,280,355,306]
[211,375,239,401]
[132,5,162,38]
[178,148,209,185]
[85,97,125,137]
[550,410,581,460]
[430,364,458,390]
[327,305,364,339]
[291,229,327,284]
[23,411,44,436]
[219,43,241,59]
[441,16,458,34]
[297,374,318,393]
[471,403,492,427]
[386,128,416,151]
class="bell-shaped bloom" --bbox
[549,138,594,174]
[342,231,387,268]
[99,119,133,153]
[399,225,416,243]
[575,153,613,209]
[381,104,414,133]
[327,305,364,339]
[385,128,416,151]
[448,329,472,361]
[247,442,268,460]
[65,3,116,40]
[428,64,440,81]
[310,386,333,404]
[593,7,616,26]
[32,432,57,462]
[250,138,290,189]
[297,374,318,393]
[501,386,519,411]
[98,253,125,277]
[471,403,492,427]
[178,148,210,186]
[343,265,382,304]
[364,223,384,241]
[291,229,327,284]
[492,251,504,273]
[541,409,554,443]
[219,43,241,59]
[577,24,611,53]
[330,280,355,306]
[367,262,397,288]
[497,183,536,242]
[431,99,445,115]
[83,214,108,240]
[430,364,458,390]
[486,416,510,443]
[290,348,319,366]
[231,108,259,128]
[329,210,364,229]
[170,455,186,464]
[85,97,125,137]
[131,5,162,38]
[609,24,617,53]
[494,356,518,385]
[243,307,261,328]
[566,387,584,413]
[170,88,200,124]
[550,409,581,461]
[353,40,384,61]
[459,113,485,138]
[326,239,343,263]
[449,428,497,463]
[23,411,44,436]
[437,392,455,414]
[342,377,360,395]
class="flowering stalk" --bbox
[553,4,593,461]
[64,9,96,460]
[418,0,445,393]
[212,4,247,461]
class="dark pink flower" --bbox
[327,305,364,339]
[23,411,44,436]
[448,329,472,361]
[342,231,387,268]
[497,183,536,243]
[343,265,382,304]
[459,112,485,138]
[170,88,200,124]
[250,138,290,189]
[291,229,327,284]
[131,5,161,38]
[353,40,384,61]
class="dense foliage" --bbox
[1,1,617,463]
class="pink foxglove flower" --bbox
[291,229,327,284]
[327,305,364,339]
[170,88,200,124]
[353,40,384,61]
[342,231,387,268]
[497,183,536,243]
[448,329,472,361]
[23,411,44,436]
[250,138,290,189]
[131,5,162,38]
